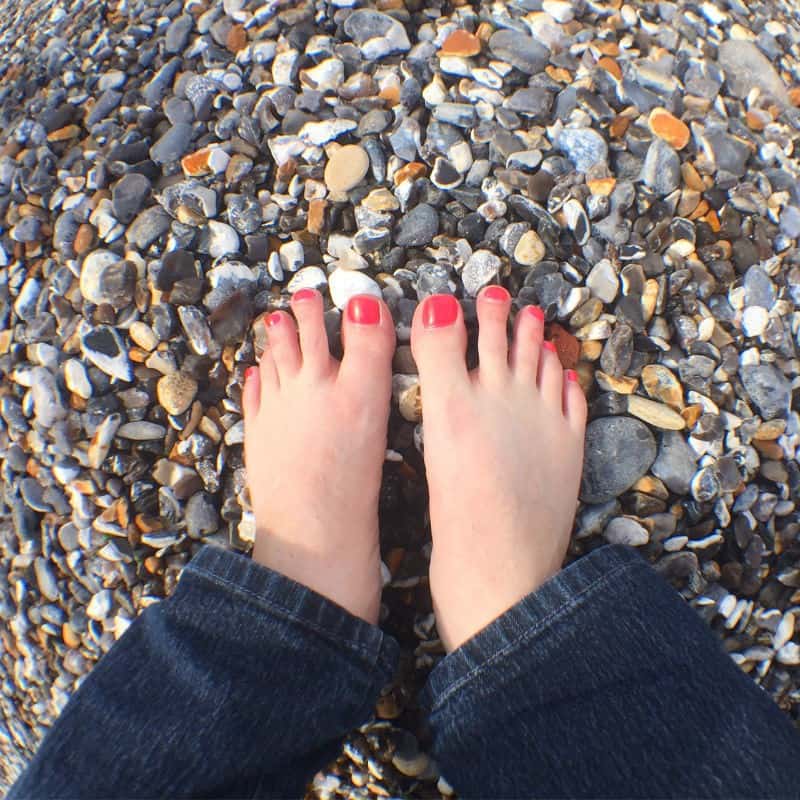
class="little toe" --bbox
[563,370,588,433]
[337,294,396,390]
[242,366,261,418]
[538,340,564,409]
[475,285,512,385]
[291,288,332,378]
[510,304,545,384]
[265,310,301,379]
[410,294,469,386]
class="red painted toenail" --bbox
[293,288,317,302]
[523,305,545,322]
[483,285,509,302]
[348,295,381,325]
[566,369,578,382]
[543,341,557,353]
[423,294,459,328]
[267,313,282,327]
[245,366,258,381]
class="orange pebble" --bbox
[648,107,690,150]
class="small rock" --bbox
[651,431,698,494]
[641,138,681,194]
[514,230,546,266]
[395,204,438,247]
[580,417,657,503]
[207,221,240,259]
[627,395,686,430]
[489,29,549,74]
[325,145,370,193]
[112,173,151,224]
[586,259,618,304]
[79,251,135,308]
[328,268,382,310]
[157,372,198,416]
[648,108,690,150]
[150,123,194,165]
[740,364,791,419]
[556,127,608,172]
[462,250,501,297]
[440,29,481,58]
[718,40,789,106]
[604,517,649,546]
[641,365,684,410]
[81,326,132,382]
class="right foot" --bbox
[410,288,588,652]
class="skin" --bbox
[242,287,587,650]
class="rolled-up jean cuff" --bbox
[422,544,649,710]
[185,545,399,674]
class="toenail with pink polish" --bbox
[566,369,578,382]
[423,294,459,328]
[543,341,557,353]
[267,313,282,327]
[293,288,317,302]
[347,295,381,325]
[245,366,258,381]
[524,305,545,322]
[483,286,509,302]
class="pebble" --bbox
[79,251,135,308]
[395,204,438,247]
[325,145,369,194]
[580,417,657,504]
[740,364,791,420]
[649,108,690,150]
[514,230,546,266]
[641,138,681,195]
[112,173,151,224]
[604,517,650,547]
[328,268,382,310]
[489,29,550,74]
[586,259,618,304]
[627,396,686,430]
[149,123,194,165]
[556,127,608,172]
[81,326,132,382]
[651,431,698,494]
[462,251,501,296]
[157,372,198,416]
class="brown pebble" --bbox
[440,29,481,57]
[648,108,690,150]
[47,124,81,143]
[226,24,247,52]
[546,323,581,370]
[307,198,327,235]
[74,223,95,255]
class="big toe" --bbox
[410,294,468,386]
[337,294,396,394]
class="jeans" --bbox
[9,544,800,799]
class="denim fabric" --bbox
[9,544,800,799]
[423,545,800,799]
[8,546,399,799]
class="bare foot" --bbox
[411,288,588,651]
[242,289,395,624]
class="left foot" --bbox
[242,289,396,624]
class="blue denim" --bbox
[9,544,800,799]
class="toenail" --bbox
[523,305,545,322]
[267,313,282,327]
[566,369,578,382]
[245,366,258,381]
[483,285,509,302]
[347,295,381,325]
[423,294,459,328]
[293,288,317,302]
[543,341,557,353]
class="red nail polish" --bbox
[543,341,557,353]
[348,295,381,325]
[524,305,545,322]
[423,294,459,328]
[245,366,258,381]
[566,369,578,382]
[483,285,509,302]
[267,313,282,327]
[293,288,317,302]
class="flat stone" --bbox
[651,431,698,494]
[440,29,481,57]
[740,364,792,419]
[395,204,438,247]
[580,416,657,504]
[325,145,370,193]
[328,267,382,310]
[126,207,171,250]
[343,9,410,59]
[718,40,789,106]
[648,108,690,150]
[627,395,686,430]
[556,127,608,172]
[157,372,198,416]
[207,221,240,259]
[112,173,151,224]
[150,123,194,165]
[641,365,684,410]
[81,326,132,382]
[641,138,681,194]
[462,250,501,296]
[586,259,618,304]
[489,29,549,74]
[79,251,135,308]
[117,421,167,440]
[604,517,649,546]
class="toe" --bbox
[563,369,588,433]
[538,340,564,409]
[410,294,469,386]
[291,288,332,378]
[476,285,511,385]
[259,343,279,392]
[242,365,261,418]
[510,304,545,384]
[337,294,395,390]
[265,311,301,379]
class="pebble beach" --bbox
[0,0,799,795]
